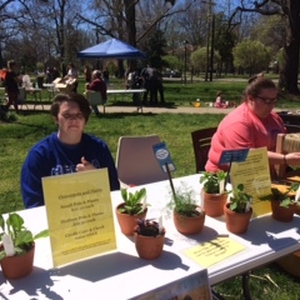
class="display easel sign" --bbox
[153,141,176,196]
[131,269,212,300]
[153,142,176,174]
[230,147,272,216]
[42,169,116,267]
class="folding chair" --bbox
[115,135,168,187]
[85,91,106,113]
[275,132,300,179]
[191,127,217,173]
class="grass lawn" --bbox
[1,78,300,298]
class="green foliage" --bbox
[200,171,227,194]
[162,55,182,71]
[119,188,147,215]
[228,184,252,213]
[168,185,203,217]
[263,183,300,209]
[233,40,272,75]
[0,213,48,260]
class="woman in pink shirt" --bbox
[205,75,300,178]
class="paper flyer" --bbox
[42,169,117,267]
[184,237,246,268]
[230,147,272,217]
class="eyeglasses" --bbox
[256,95,278,105]
[61,113,84,120]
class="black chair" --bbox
[191,127,217,173]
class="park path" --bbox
[21,103,286,115]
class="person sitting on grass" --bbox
[214,91,228,108]
[21,93,120,208]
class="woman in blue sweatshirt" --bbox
[21,93,120,208]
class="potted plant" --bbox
[115,187,148,236]
[133,219,165,260]
[168,185,205,235]
[268,183,300,222]
[224,184,253,234]
[0,212,48,279]
[200,171,228,217]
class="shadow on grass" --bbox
[108,100,177,109]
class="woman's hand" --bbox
[285,153,300,165]
[76,156,96,172]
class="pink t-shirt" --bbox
[205,102,286,172]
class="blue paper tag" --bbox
[153,142,176,173]
[219,149,250,165]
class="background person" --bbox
[103,67,109,85]
[205,75,300,179]
[214,91,227,108]
[65,62,78,93]
[86,70,107,116]
[21,93,120,208]
[4,60,21,113]
[140,64,158,106]
[84,65,92,83]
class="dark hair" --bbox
[7,60,16,69]
[242,74,277,101]
[50,93,91,121]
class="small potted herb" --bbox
[133,218,165,260]
[268,183,300,222]
[224,184,253,234]
[115,188,148,236]
[200,171,228,217]
[0,213,48,279]
[168,185,205,235]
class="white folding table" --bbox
[1,174,300,299]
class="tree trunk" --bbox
[124,0,137,70]
[279,1,300,94]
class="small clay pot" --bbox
[115,203,147,236]
[224,203,252,234]
[271,200,294,222]
[0,243,35,279]
[173,206,205,235]
[203,192,227,217]
[134,228,165,260]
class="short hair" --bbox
[92,70,101,78]
[50,93,91,122]
[242,74,277,102]
[7,60,16,69]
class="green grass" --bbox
[1,78,300,298]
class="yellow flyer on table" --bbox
[230,147,272,217]
[184,237,246,268]
[42,169,116,267]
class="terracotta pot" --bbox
[134,228,165,260]
[115,203,147,236]
[271,200,294,222]
[0,243,35,279]
[224,203,252,234]
[173,206,205,235]
[203,192,227,217]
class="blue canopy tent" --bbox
[77,38,146,59]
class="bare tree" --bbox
[233,0,300,94]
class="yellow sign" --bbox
[184,237,246,268]
[230,147,272,217]
[42,169,116,267]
